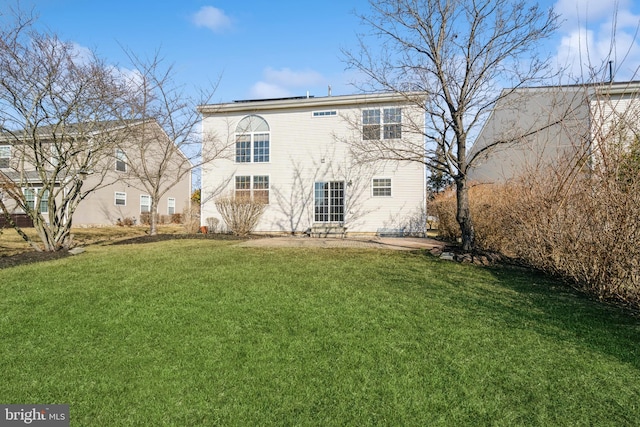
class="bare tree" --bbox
[0,7,126,251]
[343,0,559,250]
[114,49,223,236]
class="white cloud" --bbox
[552,0,640,80]
[249,82,292,99]
[263,67,325,87]
[192,6,232,33]
[249,67,327,99]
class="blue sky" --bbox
[12,0,640,103]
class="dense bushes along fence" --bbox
[431,162,640,308]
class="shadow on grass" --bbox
[436,256,640,369]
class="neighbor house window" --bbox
[235,115,270,163]
[362,108,402,140]
[50,144,60,168]
[140,195,151,213]
[235,175,269,204]
[0,145,10,168]
[372,178,392,197]
[115,192,126,206]
[23,188,36,210]
[115,148,127,172]
[22,188,48,213]
[38,189,49,214]
[167,197,176,215]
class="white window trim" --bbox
[362,108,402,140]
[372,178,393,197]
[115,192,127,206]
[235,132,271,164]
[312,110,337,117]
[115,148,127,172]
[234,175,270,204]
[22,187,49,213]
[140,194,151,214]
[167,197,176,215]
[0,145,10,168]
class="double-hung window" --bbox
[23,188,36,211]
[362,108,402,140]
[235,135,251,163]
[235,115,270,163]
[23,188,49,213]
[115,192,127,206]
[0,145,10,168]
[235,175,269,204]
[140,195,151,213]
[115,148,127,172]
[167,198,176,215]
[372,178,392,197]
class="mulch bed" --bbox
[0,233,254,269]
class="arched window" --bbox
[235,115,270,163]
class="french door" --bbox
[314,181,344,223]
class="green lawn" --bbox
[1,239,639,426]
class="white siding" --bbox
[201,94,426,235]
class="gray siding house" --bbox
[468,81,640,182]
[0,120,191,227]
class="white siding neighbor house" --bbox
[469,81,640,182]
[198,93,427,236]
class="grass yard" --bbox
[1,239,639,425]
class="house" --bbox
[468,81,640,182]
[0,120,191,227]
[198,93,427,236]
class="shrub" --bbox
[181,205,200,234]
[206,217,220,234]
[431,160,640,306]
[116,217,136,227]
[215,194,266,237]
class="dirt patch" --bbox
[0,250,71,269]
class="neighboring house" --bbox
[468,81,640,182]
[0,120,191,227]
[198,93,427,236]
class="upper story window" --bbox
[115,148,127,172]
[363,108,402,140]
[235,115,270,163]
[0,145,10,168]
[313,110,337,117]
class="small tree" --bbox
[0,7,126,251]
[343,0,559,250]
[114,50,223,236]
[215,193,266,236]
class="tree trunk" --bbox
[455,178,475,251]
[149,198,158,236]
